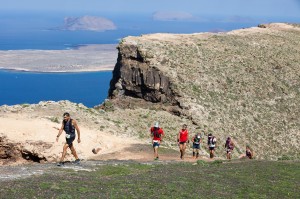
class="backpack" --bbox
[152,127,161,138]
[208,136,216,145]
[225,138,234,149]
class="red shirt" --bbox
[150,127,164,141]
[179,129,188,142]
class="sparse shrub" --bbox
[50,117,60,124]
[197,160,208,166]
[21,103,30,108]
[278,155,293,161]
[212,160,223,165]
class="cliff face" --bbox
[108,23,300,160]
[109,44,178,105]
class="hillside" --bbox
[108,23,300,160]
[1,23,299,165]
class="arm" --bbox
[150,128,154,144]
[56,122,64,142]
[73,120,81,143]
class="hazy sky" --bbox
[1,0,300,18]
[0,0,299,50]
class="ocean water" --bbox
[0,70,112,107]
[1,13,297,107]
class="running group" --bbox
[55,113,253,166]
[150,122,253,161]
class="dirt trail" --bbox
[0,148,214,182]
[0,102,219,181]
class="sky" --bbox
[1,0,300,18]
[0,0,299,49]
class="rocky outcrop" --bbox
[0,136,49,165]
[108,23,300,160]
[109,44,178,105]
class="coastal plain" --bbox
[0,44,117,72]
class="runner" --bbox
[192,132,202,159]
[207,133,217,159]
[150,122,164,160]
[239,145,254,159]
[224,137,235,159]
[245,146,253,159]
[56,112,81,166]
[177,124,189,160]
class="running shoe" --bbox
[74,159,80,164]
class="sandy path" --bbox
[0,116,144,163]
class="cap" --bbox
[154,122,159,128]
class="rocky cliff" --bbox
[108,23,300,160]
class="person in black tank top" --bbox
[192,132,202,159]
[56,112,81,166]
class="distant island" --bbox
[0,44,117,72]
[58,16,117,32]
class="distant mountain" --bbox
[58,16,117,32]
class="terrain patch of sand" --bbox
[0,112,210,165]
[0,114,145,163]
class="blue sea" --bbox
[0,70,112,107]
[1,12,298,107]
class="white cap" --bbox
[154,122,159,128]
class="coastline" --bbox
[0,65,114,73]
[0,44,117,73]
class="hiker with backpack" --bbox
[192,132,202,159]
[177,124,189,160]
[56,112,81,166]
[150,122,164,160]
[224,137,235,159]
[207,133,217,158]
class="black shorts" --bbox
[209,146,215,151]
[179,141,187,145]
[66,136,75,147]
[193,143,200,149]
[226,148,232,154]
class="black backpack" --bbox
[208,136,216,145]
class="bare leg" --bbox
[70,145,79,160]
[193,148,196,158]
[154,147,159,158]
[210,150,214,158]
[179,143,187,159]
[196,149,199,158]
[59,144,69,162]
[179,144,183,159]
[182,143,187,159]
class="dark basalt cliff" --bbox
[107,23,300,160]
[109,44,178,105]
